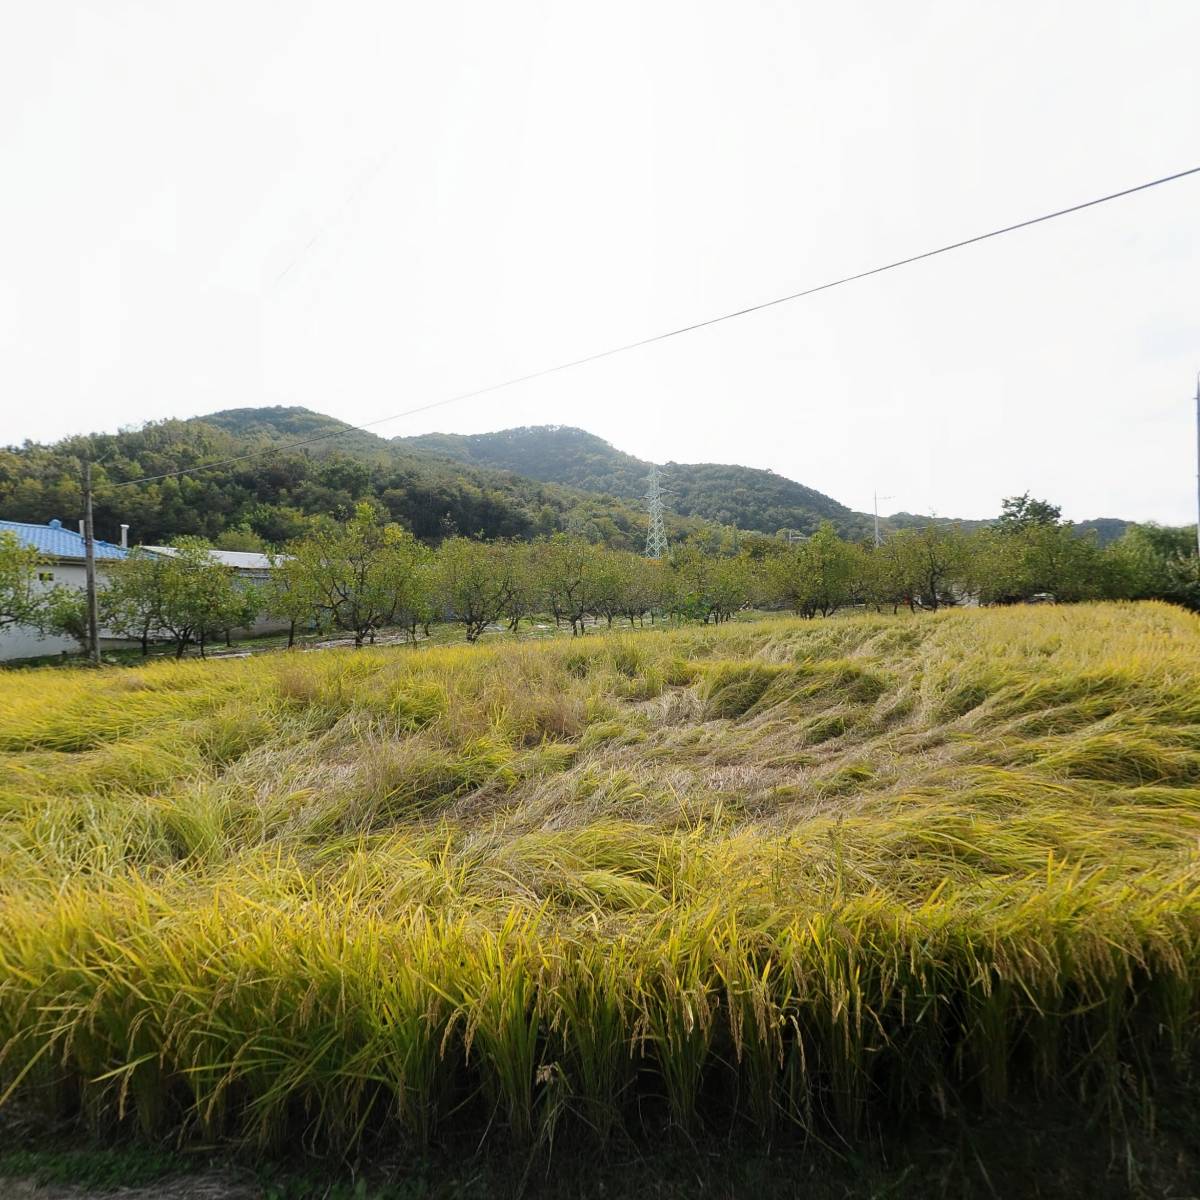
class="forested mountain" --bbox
[201,406,395,458]
[400,426,652,496]
[399,425,877,538]
[0,406,1135,549]
[0,409,709,551]
[1072,518,1132,548]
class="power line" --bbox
[113,163,1200,490]
[272,141,401,290]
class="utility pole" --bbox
[83,459,100,666]
[1195,369,1200,562]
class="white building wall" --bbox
[0,562,86,662]
[0,561,131,664]
[0,624,78,661]
[1,561,291,663]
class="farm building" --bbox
[0,522,288,662]
[0,518,129,660]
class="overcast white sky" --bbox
[2,2,1198,522]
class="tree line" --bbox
[2,494,1196,661]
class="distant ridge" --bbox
[0,405,1134,547]
[397,425,876,539]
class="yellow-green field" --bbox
[1,603,1198,1154]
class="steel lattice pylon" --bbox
[644,465,669,559]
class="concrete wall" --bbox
[0,623,78,661]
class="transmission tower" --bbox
[644,465,669,559]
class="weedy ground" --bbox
[0,603,1198,1192]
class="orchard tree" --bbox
[588,548,633,629]
[861,540,913,613]
[433,537,513,642]
[101,549,168,655]
[672,550,753,623]
[219,580,265,648]
[980,493,1073,603]
[1105,524,1200,609]
[975,522,1104,605]
[708,555,755,622]
[621,554,669,626]
[764,523,859,617]
[104,540,248,658]
[497,541,540,633]
[998,493,1062,530]
[43,586,91,654]
[266,551,320,648]
[283,504,426,647]
[0,531,46,633]
[537,535,601,635]
[890,524,971,611]
[395,552,437,642]
[157,539,251,658]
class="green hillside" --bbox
[0,409,705,551]
[1074,516,1134,547]
[1,405,1135,549]
[400,424,875,538]
[200,405,396,458]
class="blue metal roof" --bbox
[0,519,128,560]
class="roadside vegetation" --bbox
[0,602,1198,1171]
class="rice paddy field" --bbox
[1,602,1198,1175]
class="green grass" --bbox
[1,605,690,670]
[0,1144,192,1191]
[20,601,820,674]
[0,602,1198,1167]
